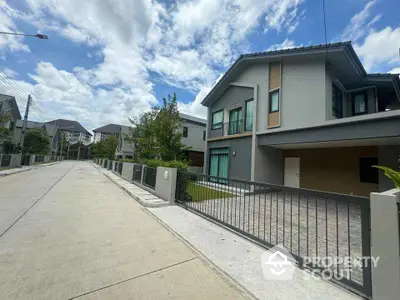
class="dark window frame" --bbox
[332,83,343,118]
[269,89,280,113]
[359,157,379,184]
[352,91,368,116]
[183,126,188,138]
[211,110,223,130]
[203,130,206,141]
[244,98,254,132]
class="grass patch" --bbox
[186,182,235,201]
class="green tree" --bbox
[0,113,11,138]
[23,129,50,154]
[128,93,187,161]
[91,135,117,159]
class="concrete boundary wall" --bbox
[370,188,400,300]
[121,162,134,181]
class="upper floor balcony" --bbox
[209,119,253,139]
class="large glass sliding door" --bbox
[209,148,229,183]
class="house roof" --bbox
[46,119,92,135]
[16,120,57,137]
[0,94,22,120]
[201,41,400,106]
[179,113,206,126]
[92,123,122,134]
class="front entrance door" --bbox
[284,157,300,188]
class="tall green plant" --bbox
[373,166,400,188]
[128,93,188,161]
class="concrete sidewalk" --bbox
[0,161,251,300]
[149,205,363,300]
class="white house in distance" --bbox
[92,123,135,159]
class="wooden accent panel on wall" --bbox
[269,62,281,90]
[268,111,280,128]
[283,147,379,197]
[268,61,281,128]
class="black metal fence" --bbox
[114,161,118,172]
[133,164,142,182]
[398,203,400,252]
[0,154,11,167]
[34,155,44,163]
[143,166,157,189]
[176,171,372,297]
[104,160,108,169]
[118,162,123,174]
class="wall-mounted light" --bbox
[232,151,236,156]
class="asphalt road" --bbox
[0,161,250,300]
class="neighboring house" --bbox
[13,120,58,154]
[0,94,21,152]
[47,119,92,143]
[179,113,207,171]
[202,41,400,197]
[92,123,135,159]
[47,119,92,159]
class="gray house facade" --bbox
[202,42,400,196]
[179,113,206,172]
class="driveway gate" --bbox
[175,171,372,298]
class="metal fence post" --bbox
[370,189,400,300]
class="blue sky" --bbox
[0,0,399,131]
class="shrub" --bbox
[119,158,139,163]
[144,159,188,169]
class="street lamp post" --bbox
[0,31,48,39]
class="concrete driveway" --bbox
[0,161,250,300]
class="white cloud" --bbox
[2,68,18,78]
[1,61,156,130]
[341,0,380,42]
[0,2,30,54]
[178,74,224,119]
[2,0,307,129]
[389,68,400,76]
[267,39,301,51]
[354,26,400,72]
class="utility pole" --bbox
[67,142,70,160]
[19,95,32,152]
[77,136,81,160]
[59,131,64,160]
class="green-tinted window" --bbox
[245,99,253,131]
[212,110,223,129]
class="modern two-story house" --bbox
[0,94,21,153]
[92,123,135,159]
[180,113,207,172]
[202,42,400,196]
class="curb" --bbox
[0,167,32,177]
[93,164,169,208]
